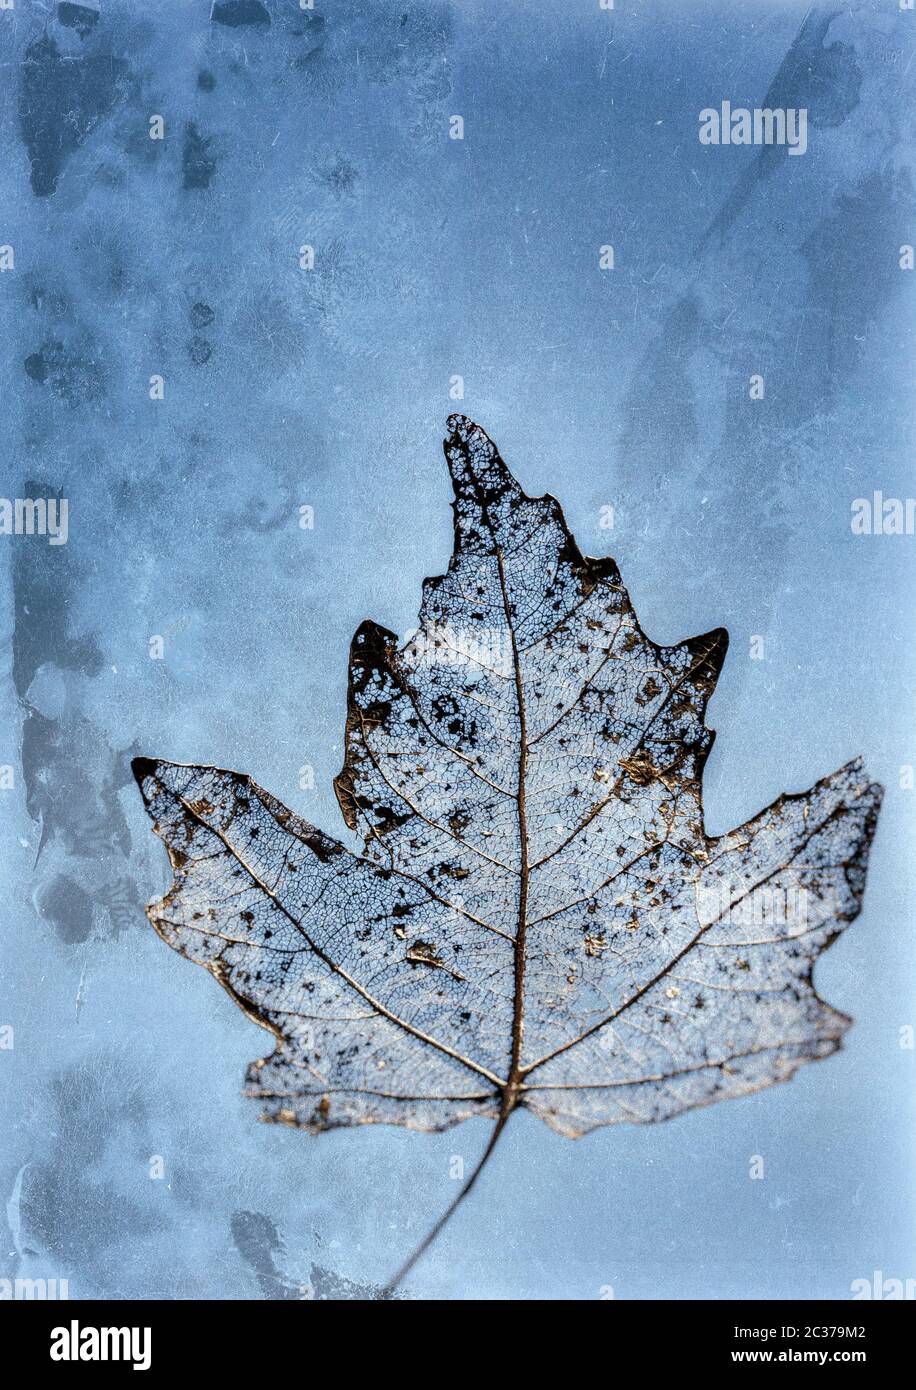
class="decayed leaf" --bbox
[134,416,881,1280]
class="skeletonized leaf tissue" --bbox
[134,417,881,1287]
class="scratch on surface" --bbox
[75,960,89,1022]
[6,1163,30,1260]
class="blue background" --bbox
[1,0,913,1299]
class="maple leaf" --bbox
[134,416,882,1289]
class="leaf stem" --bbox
[381,1109,512,1297]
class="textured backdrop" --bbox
[1,0,913,1300]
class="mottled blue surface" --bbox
[1,0,913,1300]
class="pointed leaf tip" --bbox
[132,756,159,790]
[443,416,524,553]
[683,625,729,687]
[444,413,485,447]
